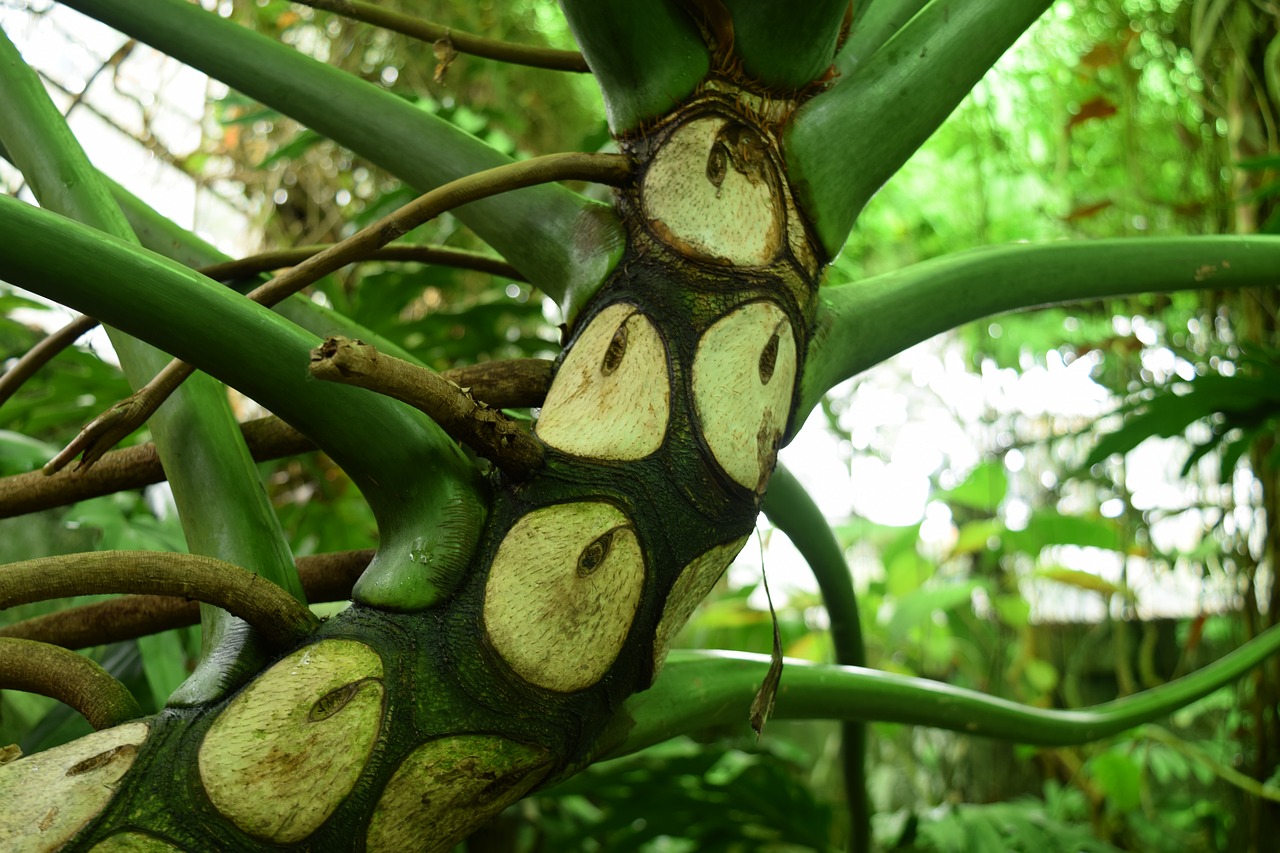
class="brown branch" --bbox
[0,637,142,729]
[0,313,97,410]
[0,359,551,519]
[0,551,320,648]
[310,337,545,479]
[0,549,373,650]
[43,152,628,475]
[293,0,590,73]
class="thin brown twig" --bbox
[293,0,590,73]
[0,313,97,409]
[43,152,628,475]
[0,359,552,519]
[310,337,545,479]
[0,549,374,649]
[0,244,522,413]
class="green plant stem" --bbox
[45,152,627,474]
[723,0,849,90]
[560,0,709,133]
[608,617,1280,756]
[0,192,484,615]
[0,638,142,730]
[799,236,1280,425]
[0,24,305,700]
[60,0,626,314]
[292,0,588,72]
[0,552,320,648]
[762,465,868,853]
[836,0,931,77]
[0,550,374,650]
[787,0,1054,256]
[1140,724,1280,804]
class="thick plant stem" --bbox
[60,0,626,310]
[836,0,931,77]
[787,0,1054,255]
[0,550,374,649]
[293,0,589,72]
[799,236,1280,422]
[45,152,628,473]
[0,638,142,730]
[310,338,545,479]
[762,465,868,853]
[0,552,320,648]
[560,0,709,133]
[721,0,849,90]
[610,617,1280,756]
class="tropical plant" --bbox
[0,1,1278,851]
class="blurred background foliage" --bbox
[0,0,1278,850]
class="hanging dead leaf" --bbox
[749,553,784,738]
[1062,200,1113,221]
[433,37,458,84]
[1067,96,1118,132]
[1077,43,1119,71]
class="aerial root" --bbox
[0,637,142,729]
[0,551,320,647]
[0,549,374,649]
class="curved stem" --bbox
[799,236,1280,426]
[761,465,868,852]
[0,638,142,730]
[0,552,320,648]
[60,0,626,309]
[786,0,1053,256]
[293,0,588,72]
[0,550,373,650]
[43,152,628,474]
[608,617,1280,756]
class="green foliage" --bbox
[539,738,837,852]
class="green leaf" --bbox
[1004,510,1124,555]
[0,430,58,474]
[1035,566,1128,597]
[939,460,1008,512]
[887,580,984,642]
[257,128,323,168]
[1089,750,1142,812]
